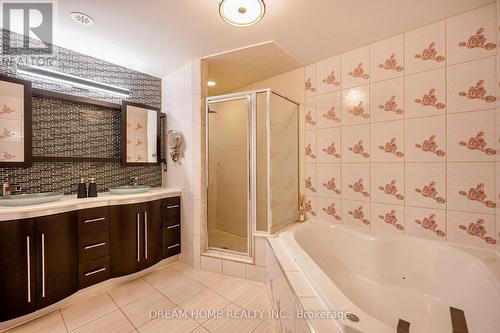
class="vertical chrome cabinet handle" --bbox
[41,233,45,298]
[144,212,148,259]
[136,213,140,262]
[26,236,31,303]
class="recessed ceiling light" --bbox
[207,81,216,87]
[70,12,95,26]
[219,0,265,27]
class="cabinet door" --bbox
[35,212,78,309]
[0,219,36,322]
[141,200,162,269]
[109,203,142,277]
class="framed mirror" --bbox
[121,101,161,166]
[0,75,32,168]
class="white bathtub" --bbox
[278,220,500,333]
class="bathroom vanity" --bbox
[0,188,181,322]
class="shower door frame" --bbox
[205,89,300,259]
[205,91,255,259]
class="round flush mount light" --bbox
[218,0,266,27]
[70,12,95,26]
[207,81,216,87]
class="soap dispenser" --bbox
[77,178,87,198]
[88,177,98,197]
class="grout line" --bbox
[106,292,136,332]
[59,309,70,333]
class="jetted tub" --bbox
[278,220,500,333]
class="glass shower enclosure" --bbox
[206,89,299,258]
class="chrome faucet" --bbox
[127,177,139,186]
[2,182,11,197]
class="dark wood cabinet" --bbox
[110,203,142,277]
[0,219,36,321]
[110,200,165,277]
[142,200,163,269]
[0,212,77,321]
[1,195,180,322]
[35,213,78,309]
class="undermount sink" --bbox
[0,192,64,207]
[109,185,151,195]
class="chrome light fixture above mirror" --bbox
[219,0,265,27]
[167,130,183,162]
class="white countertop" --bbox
[0,188,182,222]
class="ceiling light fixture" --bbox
[218,0,265,27]
[17,65,130,97]
[70,12,95,26]
[207,81,216,87]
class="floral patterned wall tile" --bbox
[371,163,405,205]
[447,110,496,162]
[405,116,446,162]
[405,21,446,74]
[405,163,446,209]
[316,55,341,95]
[305,96,317,129]
[405,206,446,241]
[447,162,496,213]
[447,210,497,249]
[342,199,371,229]
[317,163,342,199]
[317,197,342,223]
[341,46,370,89]
[342,162,370,202]
[370,78,405,122]
[370,34,405,82]
[405,68,446,119]
[305,64,317,97]
[371,202,405,234]
[342,85,370,125]
[447,56,496,113]
[305,163,317,195]
[371,120,405,162]
[317,128,342,162]
[341,124,370,162]
[299,3,499,251]
[447,4,496,65]
[316,92,342,128]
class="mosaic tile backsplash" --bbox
[0,30,162,194]
[303,3,500,250]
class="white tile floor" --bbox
[7,262,278,333]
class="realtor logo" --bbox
[2,2,53,54]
